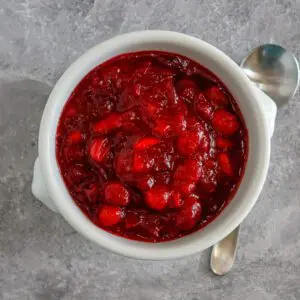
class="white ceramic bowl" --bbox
[32,30,276,260]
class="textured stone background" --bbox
[1,1,300,299]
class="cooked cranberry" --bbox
[173,159,203,195]
[93,113,122,134]
[136,175,155,191]
[199,171,218,193]
[66,130,83,145]
[104,182,130,206]
[194,93,214,120]
[132,150,155,173]
[218,152,234,177]
[212,109,240,136]
[89,137,110,163]
[56,51,248,242]
[134,137,160,150]
[169,191,184,208]
[174,159,202,183]
[153,119,172,137]
[145,185,171,211]
[176,78,198,102]
[153,113,186,137]
[176,195,202,230]
[216,136,233,150]
[98,205,125,227]
[205,85,229,107]
[177,127,209,156]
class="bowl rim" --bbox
[38,30,270,260]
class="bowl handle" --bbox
[31,157,58,212]
[251,85,277,138]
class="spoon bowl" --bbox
[241,44,300,106]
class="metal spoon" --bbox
[241,44,299,105]
[210,44,300,276]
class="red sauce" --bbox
[56,51,248,242]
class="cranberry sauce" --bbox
[56,51,248,242]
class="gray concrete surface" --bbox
[0,1,300,299]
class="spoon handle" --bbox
[210,226,240,275]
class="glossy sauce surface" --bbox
[56,51,248,242]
